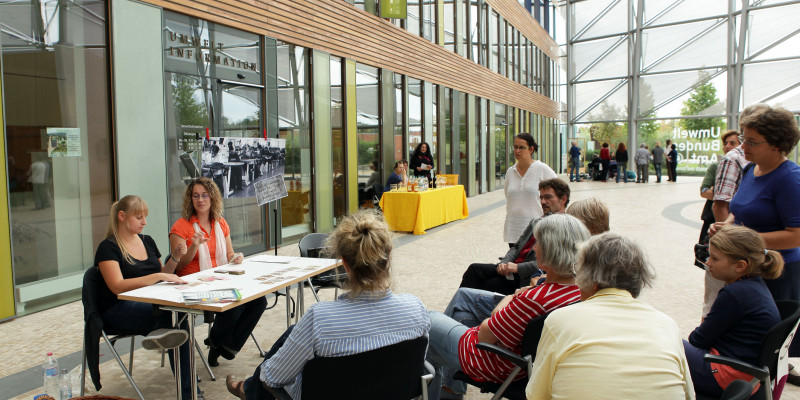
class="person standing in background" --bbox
[665,139,675,181]
[599,143,611,182]
[668,144,679,182]
[651,141,665,183]
[615,143,628,183]
[700,130,741,319]
[635,144,650,183]
[569,141,582,182]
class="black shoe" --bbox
[207,346,221,367]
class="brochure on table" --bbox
[120,257,338,306]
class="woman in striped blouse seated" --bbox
[426,214,590,400]
[225,210,431,400]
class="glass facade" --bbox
[162,13,267,253]
[565,0,800,175]
[277,43,312,239]
[0,0,562,316]
[1,0,113,314]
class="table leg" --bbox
[285,286,291,329]
[170,310,182,400]
[189,313,198,400]
[296,282,304,321]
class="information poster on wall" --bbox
[200,137,286,202]
[46,128,81,157]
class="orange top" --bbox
[170,215,231,276]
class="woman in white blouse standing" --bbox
[504,133,557,246]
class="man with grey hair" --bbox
[635,143,650,183]
[460,178,571,294]
[526,233,694,399]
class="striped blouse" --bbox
[259,290,431,399]
[458,282,580,384]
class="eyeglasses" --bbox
[513,145,529,151]
[192,193,211,200]
[738,135,766,147]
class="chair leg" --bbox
[161,349,166,367]
[80,342,87,396]
[194,338,216,381]
[102,332,145,400]
[252,332,265,357]
[306,278,321,302]
[490,365,522,400]
[129,336,135,375]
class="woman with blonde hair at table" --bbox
[225,210,430,400]
[94,195,202,399]
[169,177,267,367]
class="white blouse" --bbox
[503,161,557,243]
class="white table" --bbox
[119,256,340,400]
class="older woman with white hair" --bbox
[526,233,694,400]
[426,214,590,400]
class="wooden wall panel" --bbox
[485,0,561,60]
[138,0,561,119]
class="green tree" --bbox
[637,82,660,142]
[587,102,627,147]
[679,72,725,132]
[172,76,208,127]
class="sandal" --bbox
[226,375,246,400]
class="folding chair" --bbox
[698,300,800,400]
[80,266,146,400]
[264,336,434,400]
[453,312,551,400]
[298,233,347,302]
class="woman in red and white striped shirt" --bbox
[426,214,590,400]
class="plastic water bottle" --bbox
[42,352,59,397]
[59,368,72,400]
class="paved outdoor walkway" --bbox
[2,175,798,399]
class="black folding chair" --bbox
[80,266,146,400]
[264,336,434,400]
[299,233,347,301]
[453,312,551,400]
[698,300,800,400]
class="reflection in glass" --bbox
[277,43,312,238]
[432,84,439,160]
[331,57,347,223]
[356,63,380,207]
[421,0,435,41]
[407,0,420,36]
[408,78,423,157]
[458,92,468,187]
[495,103,507,190]
[395,74,404,161]
[444,88,453,173]
[443,0,456,53]
[1,0,112,313]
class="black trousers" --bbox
[460,263,520,295]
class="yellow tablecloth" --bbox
[379,185,469,235]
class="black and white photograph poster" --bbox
[200,137,287,200]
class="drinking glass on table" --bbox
[390,184,398,192]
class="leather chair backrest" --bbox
[300,336,428,400]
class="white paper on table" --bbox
[250,255,301,263]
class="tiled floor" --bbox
[2,175,799,399]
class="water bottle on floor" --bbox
[42,352,59,397]
[59,368,72,400]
